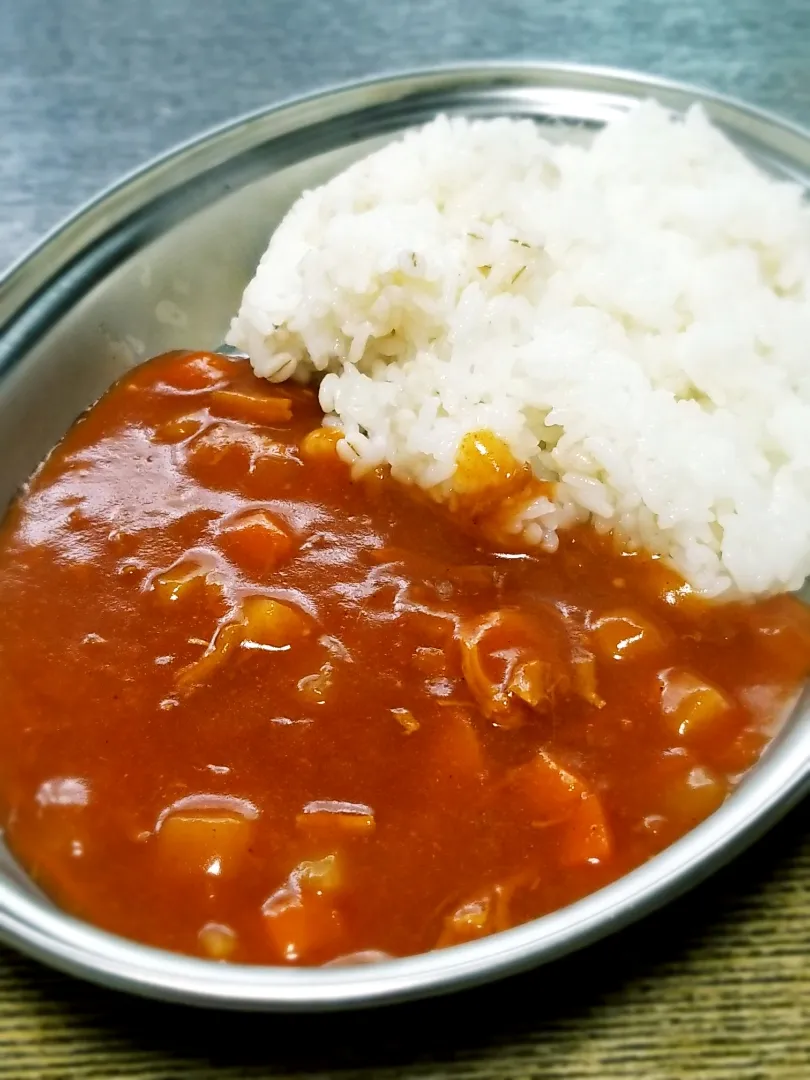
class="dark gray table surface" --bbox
[3,0,810,273]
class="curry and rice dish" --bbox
[1,103,810,966]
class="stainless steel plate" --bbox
[1,62,809,1011]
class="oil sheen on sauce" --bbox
[0,350,808,966]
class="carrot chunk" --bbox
[210,388,292,426]
[560,797,612,865]
[218,510,293,574]
[153,414,205,444]
[186,423,294,475]
[432,709,485,782]
[509,750,586,820]
[509,751,612,864]
[159,352,234,391]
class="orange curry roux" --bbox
[0,350,808,966]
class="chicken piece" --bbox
[176,595,310,690]
[459,607,571,725]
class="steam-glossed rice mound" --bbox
[229,103,810,600]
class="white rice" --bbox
[227,103,810,599]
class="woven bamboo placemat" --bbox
[0,809,807,1080]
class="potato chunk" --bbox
[659,668,733,740]
[263,895,343,963]
[453,430,521,498]
[300,426,343,462]
[294,853,343,892]
[262,853,344,963]
[592,609,665,662]
[638,557,702,614]
[663,764,728,825]
[749,595,810,681]
[151,557,220,605]
[155,796,258,877]
[451,429,531,517]
[296,801,376,837]
[198,922,238,960]
[436,879,519,948]
[241,595,310,647]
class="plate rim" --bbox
[1,59,809,1011]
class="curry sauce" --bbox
[0,350,808,965]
